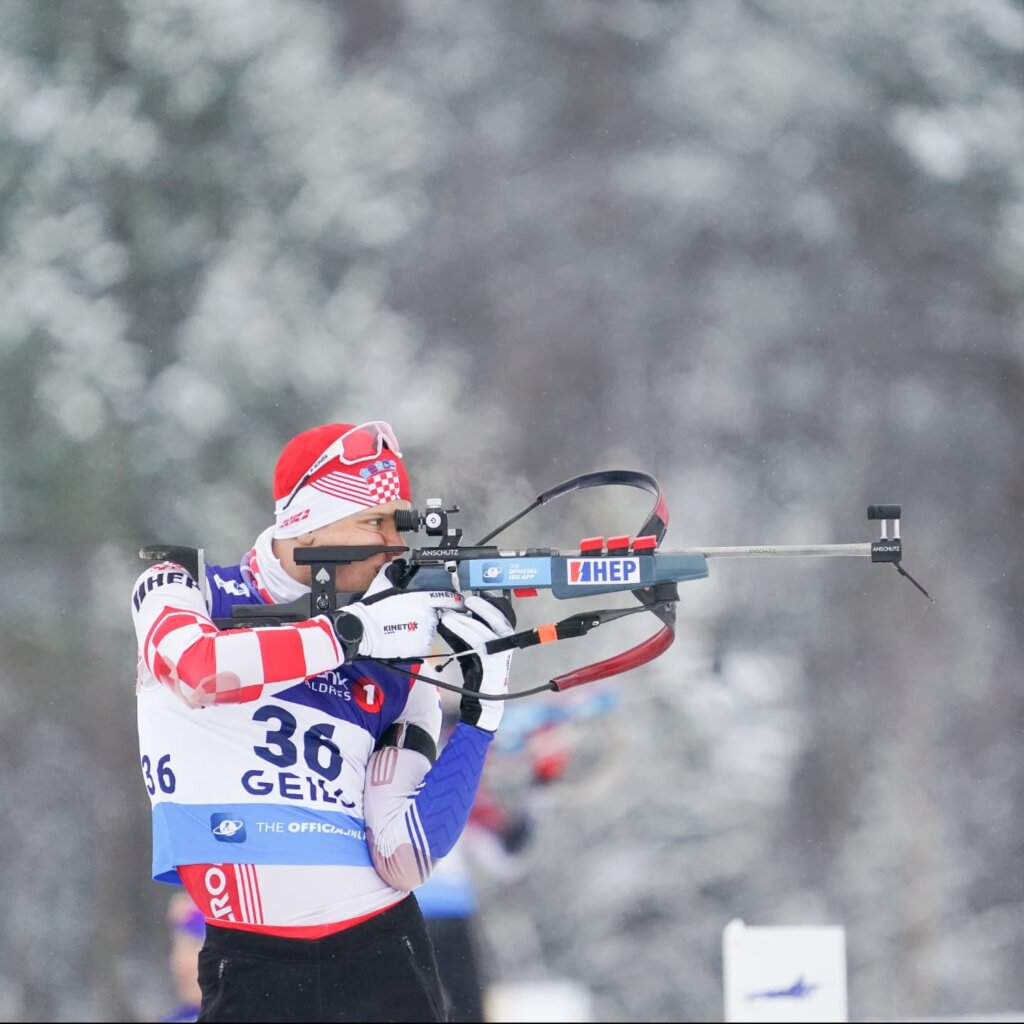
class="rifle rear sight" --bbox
[394,500,462,549]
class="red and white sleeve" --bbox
[131,561,341,707]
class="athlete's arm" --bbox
[363,672,492,891]
[131,561,342,707]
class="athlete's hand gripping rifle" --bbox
[141,470,929,697]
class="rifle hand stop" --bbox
[868,504,932,601]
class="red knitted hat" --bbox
[272,422,410,538]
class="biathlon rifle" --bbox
[140,470,931,698]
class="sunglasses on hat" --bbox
[279,421,403,512]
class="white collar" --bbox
[248,524,310,605]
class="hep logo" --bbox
[210,813,247,843]
[567,558,640,585]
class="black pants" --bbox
[196,895,447,1023]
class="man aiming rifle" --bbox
[131,421,516,1023]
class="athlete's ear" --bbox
[295,531,317,548]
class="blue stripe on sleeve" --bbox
[413,723,493,860]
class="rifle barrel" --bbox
[669,543,872,558]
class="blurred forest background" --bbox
[0,0,1022,1021]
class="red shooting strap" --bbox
[550,623,675,691]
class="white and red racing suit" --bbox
[131,525,492,939]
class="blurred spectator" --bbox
[158,891,205,1024]
[419,779,534,1022]
[421,689,616,1021]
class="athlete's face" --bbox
[298,500,411,594]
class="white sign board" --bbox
[722,919,848,1023]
